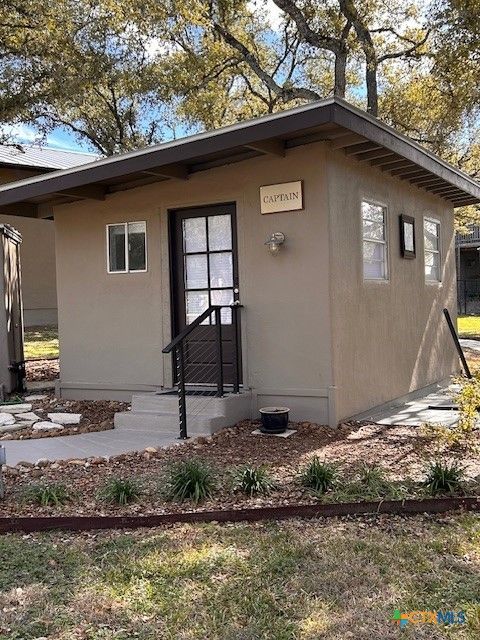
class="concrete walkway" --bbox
[357,385,460,428]
[2,422,195,467]
[460,338,480,352]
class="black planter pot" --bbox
[259,407,290,434]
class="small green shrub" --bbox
[424,460,465,495]
[300,457,337,494]
[101,477,141,505]
[24,483,70,506]
[233,465,276,496]
[166,459,216,504]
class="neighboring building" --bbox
[0,97,478,427]
[0,145,95,326]
[456,225,480,314]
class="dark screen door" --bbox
[170,203,241,385]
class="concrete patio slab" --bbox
[2,420,203,466]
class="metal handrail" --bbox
[162,303,243,439]
[163,305,222,354]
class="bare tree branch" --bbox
[272,0,351,97]
[378,30,431,62]
[272,0,342,52]
[212,22,321,102]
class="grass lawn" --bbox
[458,316,480,338]
[1,516,480,639]
[23,325,59,360]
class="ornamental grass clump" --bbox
[327,463,408,503]
[233,465,276,496]
[101,477,141,505]
[424,460,465,496]
[356,463,408,500]
[358,463,392,493]
[300,457,337,494]
[24,482,70,507]
[166,459,216,504]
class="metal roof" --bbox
[0,144,96,170]
[0,97,478,216]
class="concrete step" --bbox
[114,411,227,435]
[116,390,252,435]
[131,390,244,414]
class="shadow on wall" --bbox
[409,240,458,392]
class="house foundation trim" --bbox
[55,380,162,401]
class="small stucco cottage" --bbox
[0,98,478,429]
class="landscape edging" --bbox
[1,496,479,534]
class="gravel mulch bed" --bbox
[25,358,59,382]
[0,392,128,440]
[2,419,479,518]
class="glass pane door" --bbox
[182,213,235,324]
[171,203,241,385]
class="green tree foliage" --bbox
[0,0,479,229]
[0,1,176,153]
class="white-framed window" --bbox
[107,221,147,273]
[361,200,388,280]
[424,217,441,282]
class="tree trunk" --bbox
[339,0,379,115]
[334,48,347,97]
[365,57,378,116]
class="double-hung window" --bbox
[107,222,147,273]
[362,201,388,280]
[424,217,441,282]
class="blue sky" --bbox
[1,122,93,152]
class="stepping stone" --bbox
[15,412,41,422]
[24,394,48,402]
[0,413,15,426]
[47,412,82,425]
[32,421,65,432]
[0,403,32,414]
[0,423,29,434]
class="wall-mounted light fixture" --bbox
[264,232,286,256]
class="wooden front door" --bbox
[170,203,241,385]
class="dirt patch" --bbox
[3,419,479,518]
[25,359,59,382]
[0,392,129,440]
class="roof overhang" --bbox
[0,97,478,218]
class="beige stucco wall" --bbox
[0,168,57,326]
[327,151,458,421]
[0,214,57,327]
[54,142,333,420]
